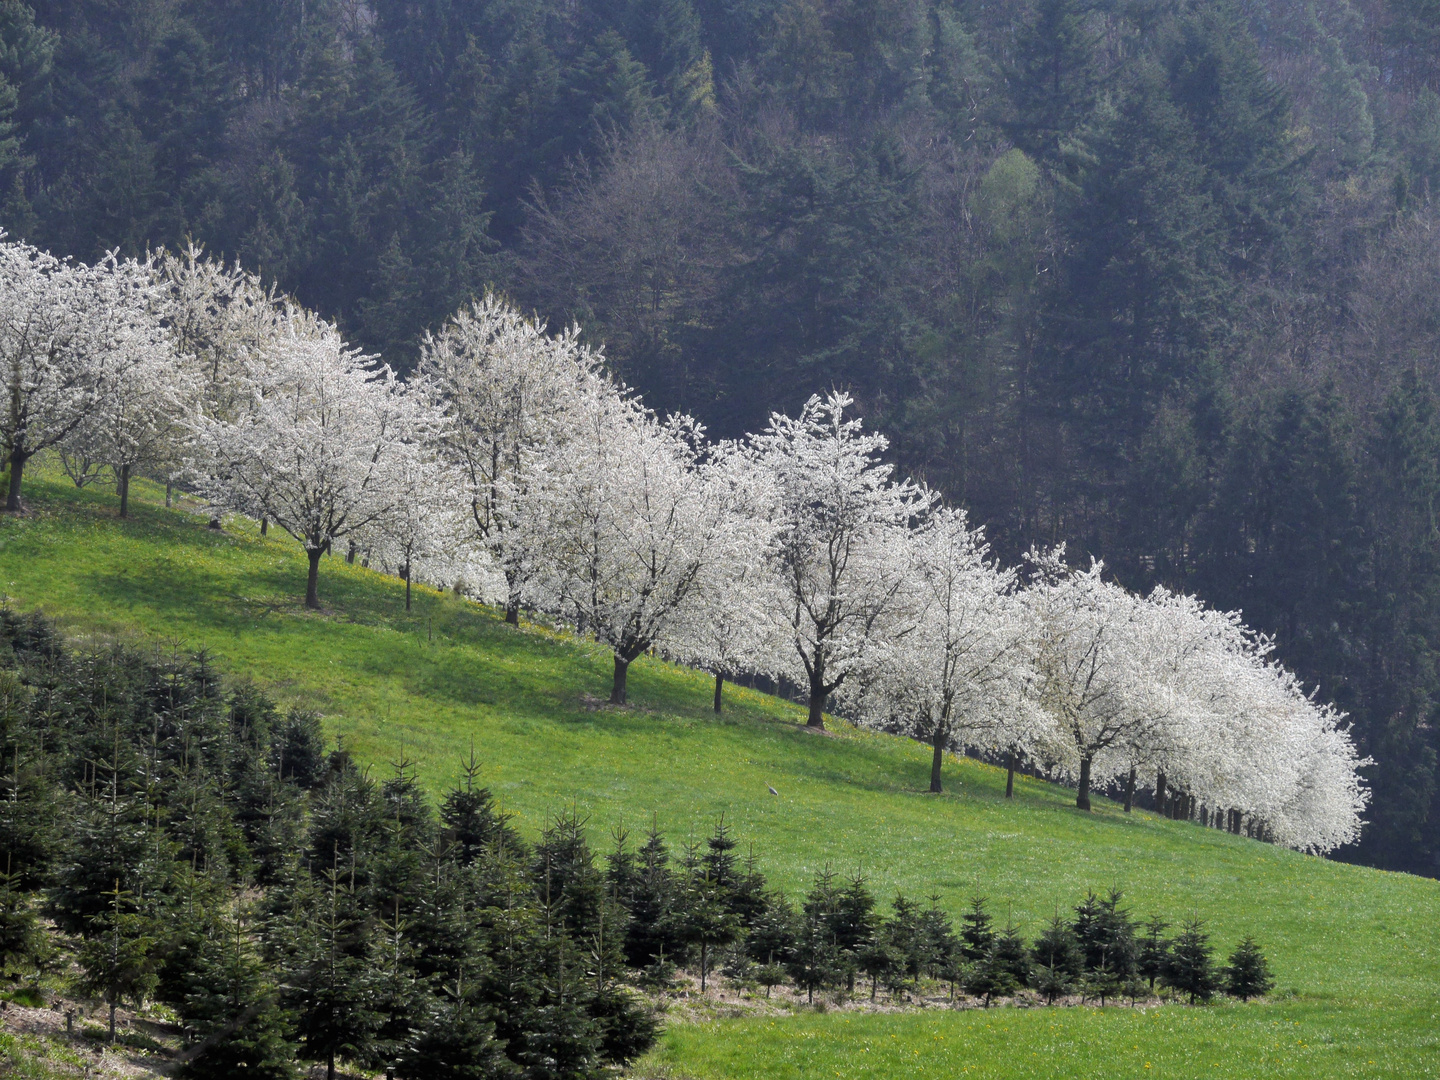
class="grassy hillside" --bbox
[1,467,1436,1079]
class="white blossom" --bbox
[749,391,934,729]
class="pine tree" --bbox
[1138,915,1170,990]
[402,984,516,1080]
[279,871,383,1080]
[619,823,677,967]
[76,880,160,1043]
[177,910,295,1080]
[960,894,995,961]
[1223,936,1274,1001]
[441,751,522,864]
[1164,918,1219,1003]
[1030,915,1082,1004]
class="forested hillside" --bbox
[0,0,1436,876]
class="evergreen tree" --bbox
[278,872,383,1080]
[959,894,995,961]
[1030,913,1083,1003]
[1222,936,1273,1001]
[442,752,523,864]
[1164,918,1219,1003]
[1138,915,1170,991]
[177,910,295,1080]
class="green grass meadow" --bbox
[1,466,1436,1079]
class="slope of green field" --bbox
[1,467,1436,1079]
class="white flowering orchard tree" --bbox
[358,445,468,610]
[416,294,602,623]
[1148,600,1369,853]
[542,386,740,705]
[197,309,442,608]
[61,332,201,517]
[0,242,168,511]
[159,243,284,423]
[751,391,933,730]
[846,507,1036,794]
[668,441,787,712]
[1020,547,1174,810]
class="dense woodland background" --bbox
[0,0,1436,876]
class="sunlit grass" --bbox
[1,463,1436,1079]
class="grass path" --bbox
[2,468,1436,1078]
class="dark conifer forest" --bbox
[0,0,1436,877]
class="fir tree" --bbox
[960,894,995,961]
[1164,918,1219,1003]
[1138,915,1170,990]
[440,750,521,864]
[1030,915,1082,1004]
[176,910,295,1080]
[1223,936,1274,1001]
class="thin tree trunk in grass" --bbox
[346,540,356,565]
[930,726,945,793]
[259,516,267,535]
[6,448,25,511]
[328,1053,335,1080]
[305,548,323,609]
[404,563,412,610]
[1123,767,1137,813]
[108,997,116,1043]
[505,597,519,625]
[610,654,629,705]
[713,671,724,713]
[117,462,130,517]
[165,481,172,508]
[1076,756,1093,811]
[1155,771,1167,813]
[701,942,708,992]
[1005,750,1017,799]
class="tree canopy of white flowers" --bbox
[841,507,1037,795]
[666,440,787,713]
[537,384,741,705]
[194,307,444,608]
[750,391,934,730]
[0,238,1368,854]
[0,239,177,511]
[415,294,603,624]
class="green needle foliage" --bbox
[1223,936,1275,1002]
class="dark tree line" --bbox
[0,0,1435,876]
[0,609,657,1079]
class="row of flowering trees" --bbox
[0,238,1369,854]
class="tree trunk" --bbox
[305,547,323,609]
[1155,770,1167,814]
[404,563,412,610]
[165,481,172,508]
[1005,750,1017,799]
[327,1053,335,1080]
[260,516,267,535]
[930,726,945,793]
[117,462,131,517]
[700,942,708,992]
[346,540,356,565]
[610,654,629,705]
[806,665,829,730]
[505,597,520,625]
[108,998,116,1043]
[1123,766,1137,813]
[713,671,724,713]
[1076,756,1093,811]
[6,448,25,511]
